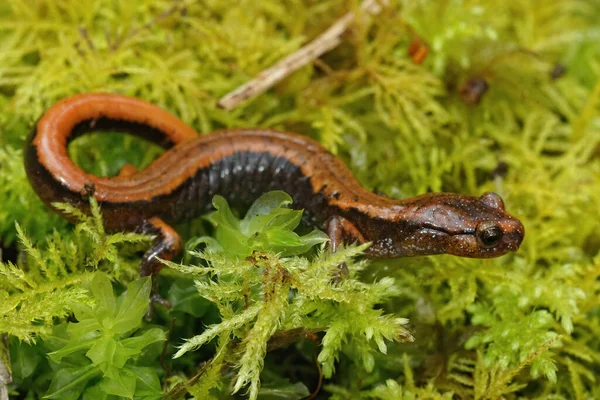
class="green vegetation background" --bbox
[1,0,599,399]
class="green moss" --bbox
[1,0,599,399]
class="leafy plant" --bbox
[166,194,412,400]
[199,191,329,257]
[45,273,165,400]
[0,198,159,398]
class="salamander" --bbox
[25,93,525,278]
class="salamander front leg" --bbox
[138,217,182,308]
[327,215,366,251]
[326,216,366,283]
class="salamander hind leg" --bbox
[138,217,182,309]
[118,164,138,177]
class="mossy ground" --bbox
[1,1,599,399]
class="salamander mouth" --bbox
[419,223,475,236]
[415,227,512,257]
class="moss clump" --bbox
[1,0,599,399]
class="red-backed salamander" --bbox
[25,93,525,279]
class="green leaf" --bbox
[215,222,252,257]
[45,364,100,400]
[98,369,137,399]
[82,384,111,400]
[243,208,296,236]
[89,273,117,322]
[273,230,329,256]
[241,192,297,235]
[242,191,293,225]
[66,319,103,339]
[86,335,117,371]
[210,195,241,230]
[265,209,303,231]
[264,229,303,247]
[70,303,98,328]
[128,365,164,399]
[257,381,310,399]
[168,281,213,317]
[185,236,223,255]
[48,331,100,363]
[112,277,152,334]
[120,328,166,353]
[9,340,42,380]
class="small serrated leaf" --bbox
[120,328,166,353]
[89,273,116,322]
[211,195,241,230]
[86,336,116,371]
[45,364,100,400]
[242,191,293,224]
[98,369,136,399]
[168,281,213,317]
[112,277,151,334]
[128,365,163,399]
[257,381,310,399]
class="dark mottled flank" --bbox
[147,151,330,224]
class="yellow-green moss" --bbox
[1,0,599,399]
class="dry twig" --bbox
[217,0,387,110]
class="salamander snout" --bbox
[475,217,524,253]
[454,192,525,257]
[476,192,525,253]
[497,218,525,251]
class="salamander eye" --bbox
[477,222,503,247]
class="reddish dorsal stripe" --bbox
[33,93,198,195]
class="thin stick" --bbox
[217,0,386,110]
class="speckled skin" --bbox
[25,94,525,276]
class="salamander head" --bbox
[376,192,525,258]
